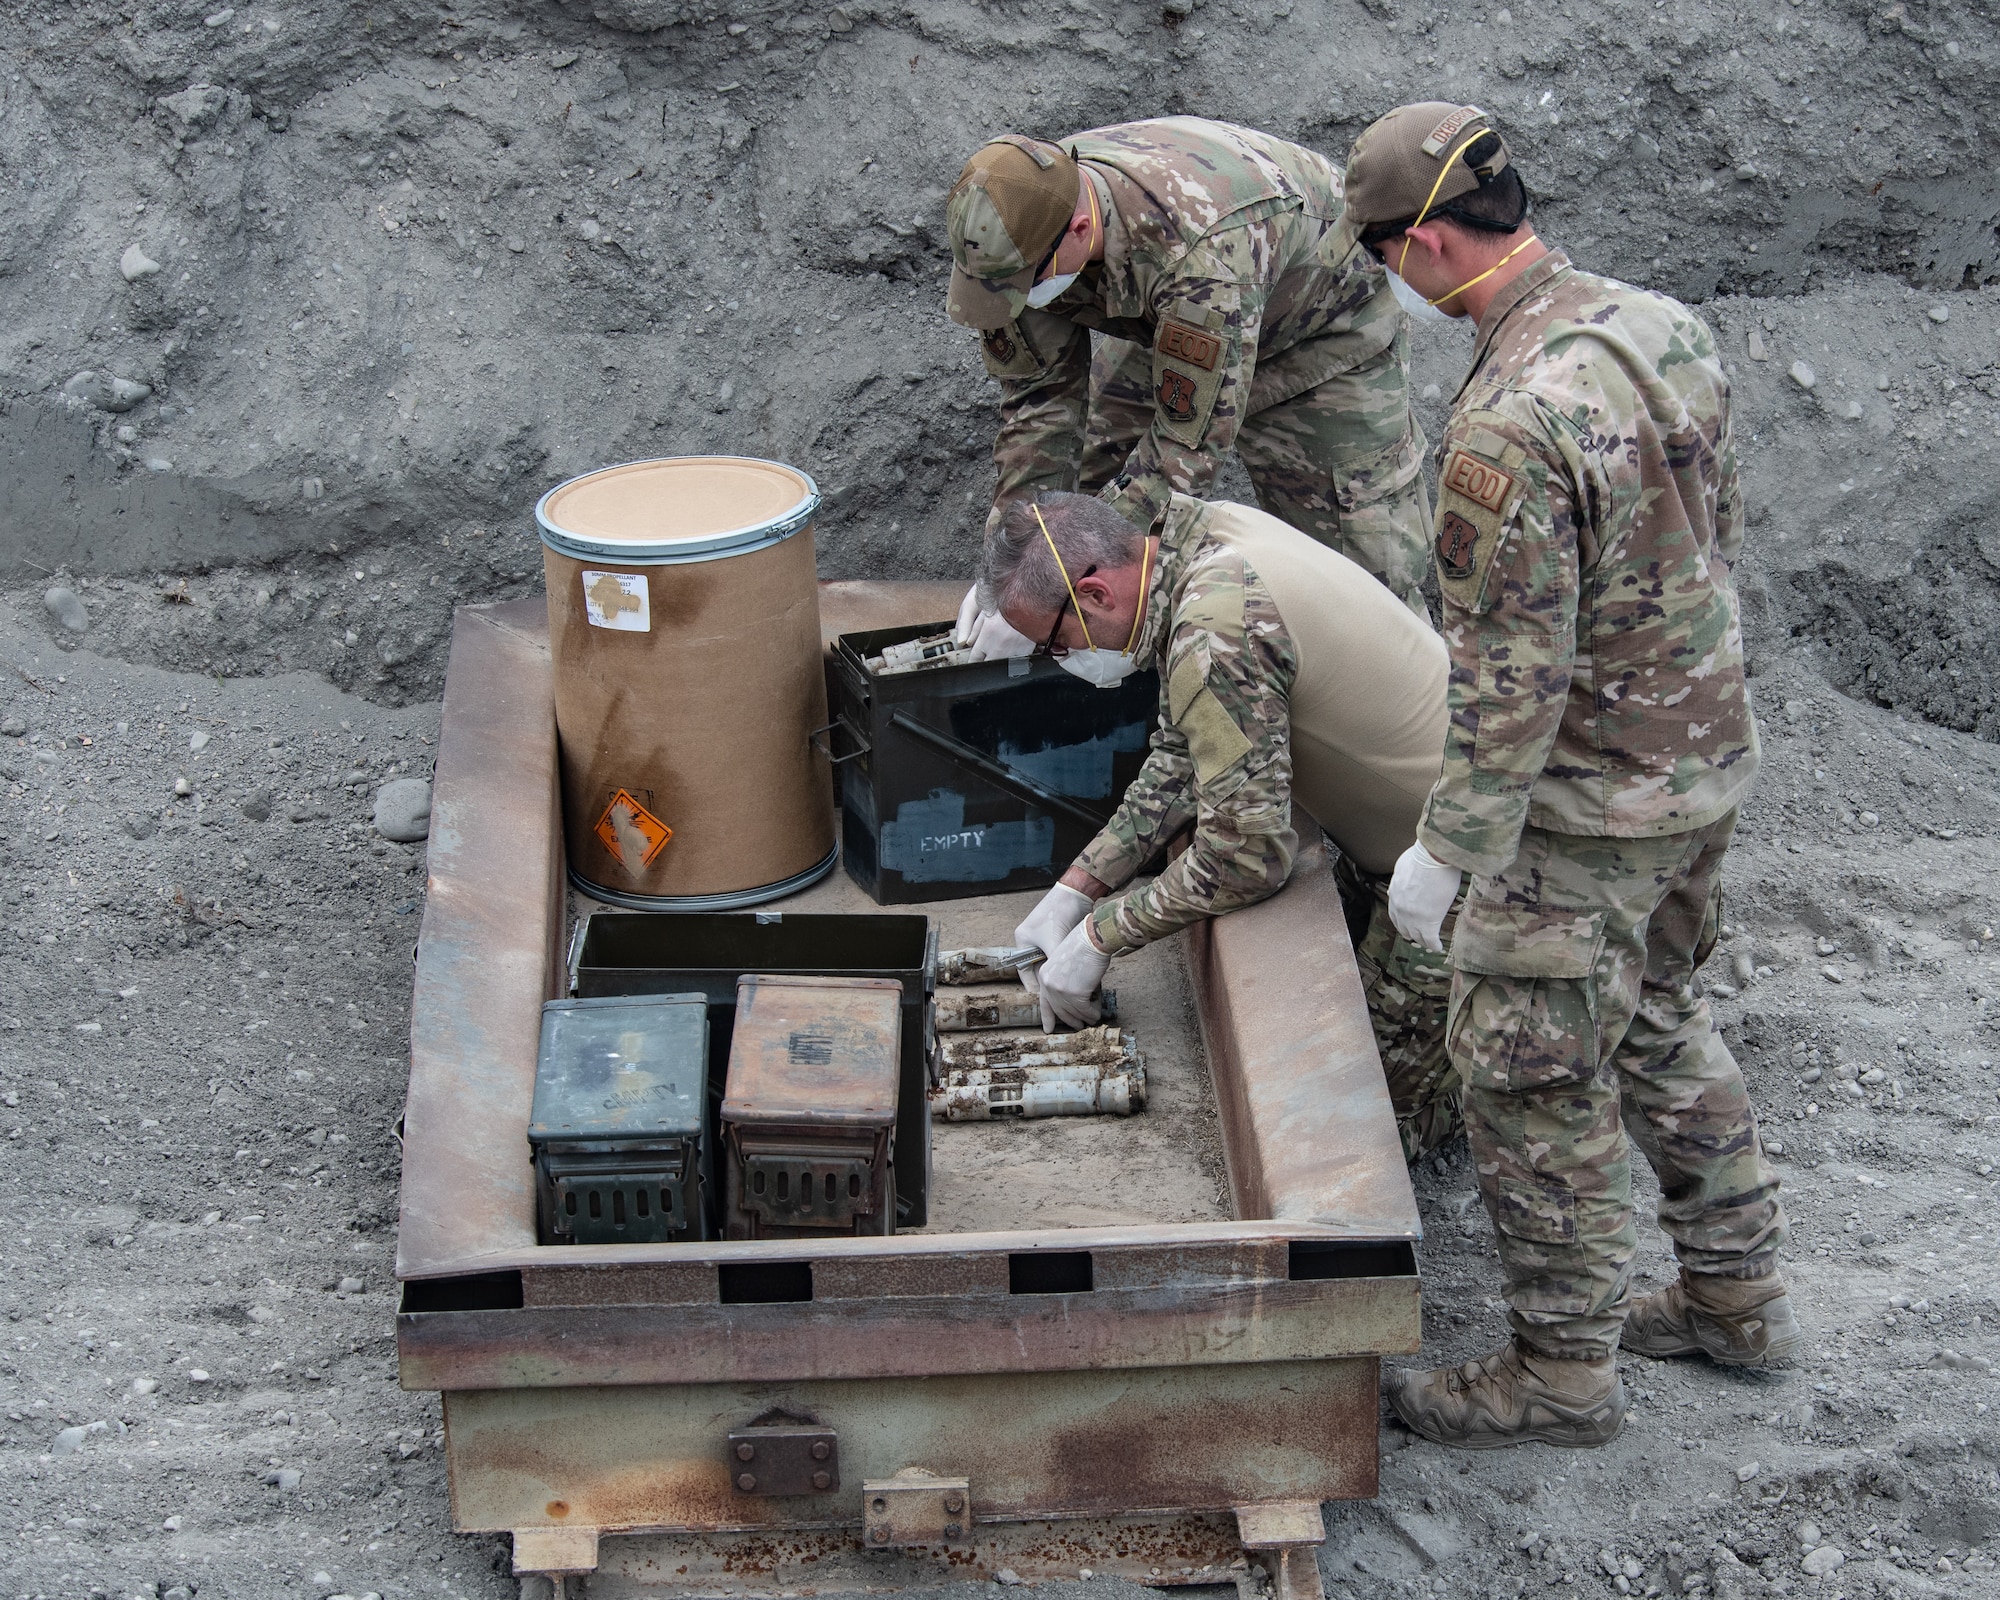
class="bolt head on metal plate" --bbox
[860,1471,973,1548]
[724,1422,840,1497]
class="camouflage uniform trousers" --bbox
[1337,853,1463,1162]
[1079,334,1434,617]
[1447,811,1787,1362]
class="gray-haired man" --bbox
[984,488,1466,1162]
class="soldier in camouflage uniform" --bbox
[945,118,1433,618]
[974,487,1463,1158]
[1340,103,1796,1450]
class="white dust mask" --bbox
[1025,270,1079,308]
[1057,647,1142,688]
[1386,268,1452,325]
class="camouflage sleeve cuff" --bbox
[1073,827,1142,893]
[1416,786,1530,880]
[1089,899,1144,957]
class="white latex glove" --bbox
[954,584,1037,661]
[1387,840,1463,954]
[1037,919,1113,1033]
[1015,882,1093,966]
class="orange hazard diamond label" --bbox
[594,789,673,871]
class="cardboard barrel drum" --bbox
[538,457,836,910]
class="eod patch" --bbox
[1433,444,1523,612]
[1151,305,1230,447]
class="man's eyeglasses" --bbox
[1035,564,1096,658]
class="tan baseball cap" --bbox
[945,135,1081,329]
[1338,102,1513,254]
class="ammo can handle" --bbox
[886,709,1110,830]
[810,715,871,766]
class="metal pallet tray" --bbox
[398,596,1423,1600]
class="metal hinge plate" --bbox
[725,1421,840,1497]
[862,1470,972,1549]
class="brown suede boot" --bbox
[1386,1340,1627,1450]
[1622,1270,1801,1369]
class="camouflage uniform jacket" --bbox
[1417,250,1760,879]
[1074,494,1300,955]
[975,116,1402,531]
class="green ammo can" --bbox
[529,992,711,1244]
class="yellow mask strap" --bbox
[1428,234,1539,308]
[1394,124,1497,281]
[1121,534,1154,656]
[1035,503,1095,652]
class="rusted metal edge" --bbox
[401,1217,1408,1283]
[400,1274,1421,1390]
[1186,823,1421,1237]
[397,601,564,1282]
[443,1357,1380,1532]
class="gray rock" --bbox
[373,778,432,842]
[52,1424,89,1454]
[43,587,89,634]
[336,1276,365,1295]
[62,370,152,413]
[1801,1546,1845,1578]
[1788,360,1817,391]
[120,243,162,282]
[239,789,272,823]
[124,812,159,841]
[260,1466,303,1491]
[1927,304,1950,324]
[1,714,26,737]
[159,84,228,128]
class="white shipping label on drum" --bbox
[582,571,650,632]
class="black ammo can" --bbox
[529,992,711,1244]
[826,621,1160,904]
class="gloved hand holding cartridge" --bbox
[1035,920,1113,1032]
[1013,881,1093,995]
[954,585,1037,661]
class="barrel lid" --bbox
[536,456,819,563]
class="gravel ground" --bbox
[3,1,1999,1599]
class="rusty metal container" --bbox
[529,992,711,1245]
[720,974,902,1240]
[398,599,1425,1600]
[537,456,836,910]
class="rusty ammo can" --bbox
[537,456,836,910]
[720,974,901,1240]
